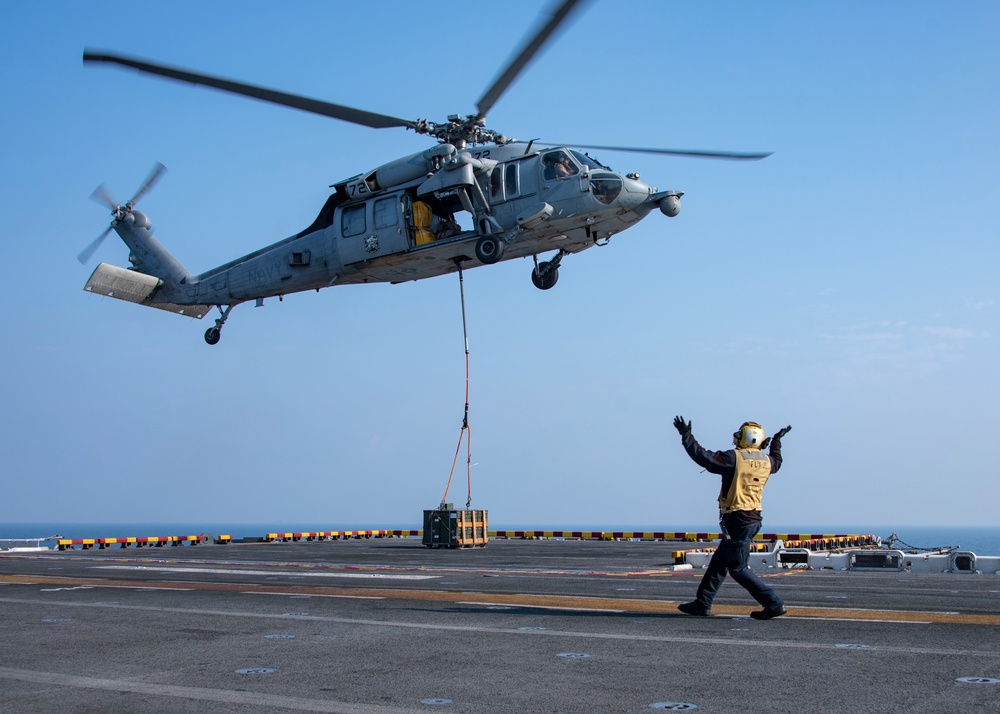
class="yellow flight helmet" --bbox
[733,421,765,449]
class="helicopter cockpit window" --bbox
[571,150,608,171]
[373,197,398,229]
[341,203,366,237]
[542,151,579,181]
[590,172,623,205]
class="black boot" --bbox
[678,601,711,616]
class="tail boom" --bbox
[83,262,211,319]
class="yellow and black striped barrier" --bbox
[53,529,880,550]
[262,529,422,542]
[57,534,211,550]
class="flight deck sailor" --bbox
[672,417,792,620]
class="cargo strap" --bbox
[440,261,473,509]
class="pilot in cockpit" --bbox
[543,151,578,180]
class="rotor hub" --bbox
[409,114,510,147]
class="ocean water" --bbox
[1,521,999,554]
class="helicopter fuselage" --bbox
[134,144,680,307]
[87,142,682,338]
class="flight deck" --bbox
[1,538,998,713]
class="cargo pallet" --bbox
[422,506,488,548]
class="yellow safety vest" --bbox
[413,201,435,246]
[719,449,772,514]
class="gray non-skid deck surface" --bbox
[2,539,998,713]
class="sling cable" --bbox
[424,260,489,548]
[438,259,474,511]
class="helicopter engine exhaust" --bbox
[658,193,682,217]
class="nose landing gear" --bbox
[205,304,235,345]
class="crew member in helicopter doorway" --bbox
[672,417,792,620]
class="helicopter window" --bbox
[490,167,502,199]
[373,197,398,229]
[504,163,519,197]
[590,172,623,205]
[571,150,608,171]
[341,204,366,237]
[542,151,579,180]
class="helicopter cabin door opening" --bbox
[408,191,469,247]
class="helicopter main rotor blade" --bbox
[83,50,415,131]
[536,142,773,160]
[475,0,588,121]
[77,226,113,264]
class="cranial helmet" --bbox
[733,421,765,449]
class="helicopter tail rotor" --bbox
[78,162,167,264]
[129,161,167,206]
[89,183,118,212]
[77,225,114,264]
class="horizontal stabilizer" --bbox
[83,263,211,319]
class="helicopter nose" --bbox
[616,175,653,210]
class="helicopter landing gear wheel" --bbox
[205,304,235,346]
[475,235,506,264]
[532,250,566,290]
[531,261,559,290]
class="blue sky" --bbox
[1,1,997,529]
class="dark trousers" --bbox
[693,520,784,610]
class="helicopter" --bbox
[80,0,770,346]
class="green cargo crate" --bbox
[423,507,489,548]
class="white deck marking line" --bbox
[92,566,438,581]
[0,666,426,714]
[0,597,994,657]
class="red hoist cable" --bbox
[439,262,473,509]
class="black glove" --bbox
[673,416,691,436]
[772,425,792,441]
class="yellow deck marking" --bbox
[2,573,998,626]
